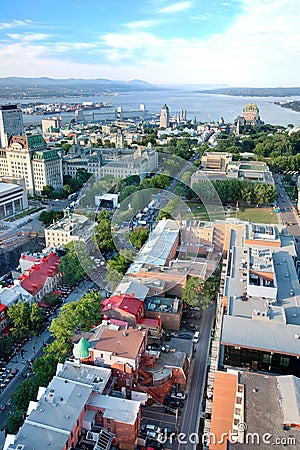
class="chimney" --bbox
[158,315,161,328]
[123,305,129,311]
[131,292,135,297]
[116,290,121,296]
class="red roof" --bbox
[0,304,7,314]
[138,317,159,327]
[19,252,60,296]
[102,294,144,320]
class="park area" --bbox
[186,202,278,224]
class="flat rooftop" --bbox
[222,221,300,355]
[88,394,140,425]
[228,372,300,449]
[56,361,111,393]
[127,219,179,274]
[144,296,181,314]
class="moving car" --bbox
[171,392,186,400]
[192,331,200,343]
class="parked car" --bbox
[177,333,192,340]
[193,331,200,343]
[171,392,186,400]
[164,406,181,416]
[164,399,184,408]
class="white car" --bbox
[171,392,186,400]
[193,331,200,343]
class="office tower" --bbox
[160,104,170,129]
[0,104,24,148]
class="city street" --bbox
[274,174,300,247]
[0,277,96,439]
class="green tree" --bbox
[41,185,55,198]
[58,242,86,286]
[8,301,31,341]
[39,210,64,226]
[129,226,150,250]
[182,277,204,307]
[0,335,13,362]
[5,409,25,435]
[11,378,39,412]
[33,353,59,386]
[30,303,44,334]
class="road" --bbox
[175,306,215,450]
[274,174,300,249]
[0,278,96,435]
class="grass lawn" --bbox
[185,202,278,224]
[237,206,278,224]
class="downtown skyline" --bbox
[0,0,299,87]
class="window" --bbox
[263,354,272,364]
[280,357,289,367]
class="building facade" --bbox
[0,104,24,148]
[0,134,63,195]
[0,177,28,219]
[160,104,170,129]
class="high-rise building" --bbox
[0,104,24,148]
[160,104,170,128]
[0,135,63,195]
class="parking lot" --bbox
[140,400,183,449]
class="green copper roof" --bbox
[32,149,60,160]
[27,134,46,150]
[73,337,90,358]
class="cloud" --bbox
[158,1,192,14]
[7,33,50,42]
[125,19,161,30]
[0,19,32,30]
[53,42,98,52]
[191,13,212,22]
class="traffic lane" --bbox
[176,307,214,450]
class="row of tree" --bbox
[5,292,102,434]
[193,179,277,205]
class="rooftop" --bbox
[18,252,60,296]
[90,327,145,360]
[228,371,300,450]
[88,394,140,425]
[56,360,111,393]
[127,219,179,274]
[221,221,300,355]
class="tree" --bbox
[49,292,102,344]
[39,210,64,226]
[93,211,116,257]
[5,409,25,435]
[8,301,31,341]
[30,302,44,334]
[58,242,86,286]
[41,185,55,198]
[11,378,39,412]
[129,226,150,250]
[0,335,13,362]
[33,353,59,386]
[182,277,204,307]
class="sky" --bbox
[0,0,299,86]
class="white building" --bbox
[0,104,24,148]
[0,177,28,219]
[0,134,63,195]
[44,212,93,248]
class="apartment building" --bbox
[201,152,233,171]
[44,212,93,248]
[218,221,300,376]
[0,104,24,148]
[0,134,63,195]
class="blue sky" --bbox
[0,0,299,86]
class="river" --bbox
[2,89,300,127]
